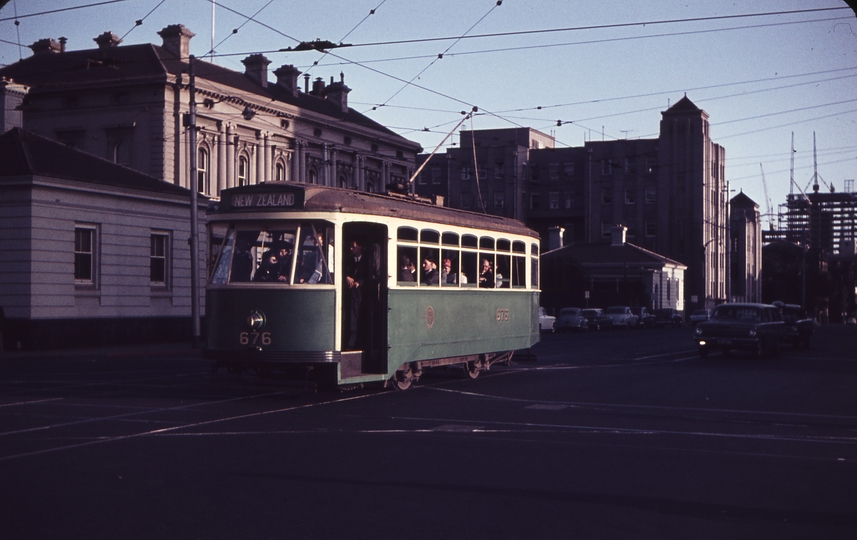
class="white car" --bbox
[604,306,638,329]
[538,307,556,333]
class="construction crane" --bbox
[760,163,775,231]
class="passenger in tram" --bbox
[230,240,254,282]
[275,242,293,282]
[441,257,457,284]
[479,259,495,288]
[344,238,377,349]
[253,251,280,282]
[399,255,416,282]
[421,256,439,285]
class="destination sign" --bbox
[228,190,304,210]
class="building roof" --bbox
[731,190,759,208]
[0,127,191,196]
[543,241,687,269]
[663,95,702,115]
[0,39,418,148]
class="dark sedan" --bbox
[581,308,610,331]
[694,303,786,358]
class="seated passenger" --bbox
[421,256,439,285]
[441,257,457,284]
[478,259,494,288]
[400,255,416,282]
[253,251,280,282]
[275,242,293,282]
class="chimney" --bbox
[29,38,62,55]
[610,225,627,247]
[323,72,351,113]
[94,31,122,49]
[273,64,301,96]
[242,54,271,88]
[547,226,565,251]
[157,25,195,59]
[311,77,325,96]
[58,37,67,53]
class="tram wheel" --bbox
[465,361,481,379]
[390,364,414,391]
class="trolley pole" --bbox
[188,56,202,349]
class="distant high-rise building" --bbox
[416,97,732,311]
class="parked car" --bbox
[694,303,786,357]
[774,302,814,349]
[604,306,639,329]
[581,308,610,331]
[689,309,710,325]
[554,307,588,332]
[630,307,656,328]
[653,308,683,327]
[538,307,556,333]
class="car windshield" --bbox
[605,307,625,314]
[581,310,599,317]
[559,308,579,316]
[712,306,761,322]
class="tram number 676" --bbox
[496,308,510,322]
[239,332,272,346]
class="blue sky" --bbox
[2,0,855,225]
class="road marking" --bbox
[0,397,64,408]
[0,390,382,462]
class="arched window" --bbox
[238,156,249,186]
[338,174,348,189]
[307,168,317,184]
[366,181,373,193]
[197,147,209,193]
[275,162,286,182]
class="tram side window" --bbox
[479,253,495,289]
[440,248,463,285]
[531,243,540,288]
[496,254,511,289]
[397,246,417,284]
[512,255,526,288]
[461,251,478,287]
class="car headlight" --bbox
[695,327,702,336]
[748,329,757,337]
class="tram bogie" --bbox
[203,183,540,389]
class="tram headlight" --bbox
[246,310,266,331]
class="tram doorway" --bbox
[342,223,388,374]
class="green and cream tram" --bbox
[204,183,541,389]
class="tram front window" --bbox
[210,221,334,285]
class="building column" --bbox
[292,140,302,183]
[263,132,271,183]
[225,124,234,188]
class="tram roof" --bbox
[210,183,538,239]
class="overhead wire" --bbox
[368,0,505,113]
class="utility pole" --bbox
[188,55,202,349]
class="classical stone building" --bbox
[0,25,421,197]
[416,97,733,311]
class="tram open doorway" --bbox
[341,222,388,375]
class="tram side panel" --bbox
[385,289,539,377]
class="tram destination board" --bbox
[222,184,305,211]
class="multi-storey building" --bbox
[0,25,421,197]
[729,191,762,303]
[416,97,733,311]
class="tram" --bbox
[203,182,541,389]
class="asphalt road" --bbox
[1,324,856,539]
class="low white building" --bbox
[0,128,206,350]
